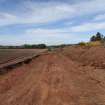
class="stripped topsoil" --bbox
[0,46,105,105]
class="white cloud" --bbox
[19,0,105,24]
[26,20,105,35]
[0,3,75,26]
[94,14,105,21]
[74,0,105,15]
[23,27,84,45]
[70,22,105,32]
[0,12,17,26]
[17,2,76,24]
[0,0,105,26]
[25,28,69,37]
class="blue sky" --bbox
[0,0,105,45]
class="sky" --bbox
[0,0,105,45]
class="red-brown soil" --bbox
[0,46,105,105]
[0,49,46,64]
[0,49,46,70]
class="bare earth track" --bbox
[0,46,105,105]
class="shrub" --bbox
[78,42,87,46]
[86,41,101,46]
[78,41,101,46]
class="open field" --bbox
[0,46,105,105]
[0,49,46,70]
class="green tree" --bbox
[90,32,104,41]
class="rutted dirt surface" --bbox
[0,46,105,105]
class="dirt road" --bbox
[0,49,105,105]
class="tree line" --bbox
[0,44,47,49]
[90,32,105,42]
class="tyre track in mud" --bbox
[0,52,105,105]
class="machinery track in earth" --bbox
[0,46,105,105]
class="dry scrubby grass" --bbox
[78,41,102,46]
